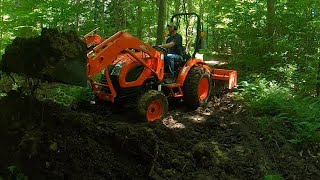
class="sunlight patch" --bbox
[162,116,185,129]
[188,114,207,123]
[197,108,213,116]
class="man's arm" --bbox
[160,41,175,48]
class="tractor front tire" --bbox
[182,66,212,109]
[137,90,168,122]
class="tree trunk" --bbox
[164,0,167,23]
[199,0,203,19]
[315,5,320,96]
[174,0,180,14]
[61,8,66,31]
[186,0,195,51]
[137,5,143,39]
[267,0,276,52]
[94,0,98,26]
[0,0,3,49]
[317,58,320,96]
[156,0,166,45]
[75,0,80,33]
[113,0,127,31]
[186,0,194,13]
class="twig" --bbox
[272,138,280,150]
[121,137,127,149]
[182,163,187,172]
[8,73,17,83]
[41,103,45,127]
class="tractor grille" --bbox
[100,74,110,93]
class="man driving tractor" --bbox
[160,23,183,83]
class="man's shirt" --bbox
[166,33,183,55]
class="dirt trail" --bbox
[1,91,319,179]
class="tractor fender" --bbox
[176,58,212,86]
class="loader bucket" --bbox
[45,59,88,87]
[0,28,89,87]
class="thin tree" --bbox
[317,57,320,96]
[267,0,276,52]
[137,5,143,39]
[0,0,3,50]
[156,0,166,45]
[175,0,180,14]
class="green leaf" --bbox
[288,139,301,144]
[8,166,16,173]
[264,174,283,180]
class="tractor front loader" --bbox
[1,13,237,122]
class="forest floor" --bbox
[1,90,319,179]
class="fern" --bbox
[239,78,320,144]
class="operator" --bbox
[159,23,183,83]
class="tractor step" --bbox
[164,83,180,88]
[173,92,183,97]
[164,83,184,98]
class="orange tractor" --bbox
[76,13,237,121]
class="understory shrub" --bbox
[238,78,320,143]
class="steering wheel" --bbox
[153,45,168,54]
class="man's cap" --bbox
[167,23,176,27]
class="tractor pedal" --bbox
[173,93,183,98]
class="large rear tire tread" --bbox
[182,66,212,109]
[137,90,168,122]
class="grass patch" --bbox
[264,174,283,180]
[36,83,93,106]
[0,74,93,106]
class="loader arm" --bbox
[87,31,163,80]
[86,31,164,102]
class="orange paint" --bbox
[82,30,238,105]
[147,99,165,121]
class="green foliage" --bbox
[240,78,291,115]
[0,74,28,99]
[0,74,93,106]
[238,78,320,143]
[6,166,28,180]
[37,83,93,106]
[0,0,160,55]
[264,174,283,180]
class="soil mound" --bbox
[0,29,87,85]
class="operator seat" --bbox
[182,46,191,61]
[164,47,190,74]
[175,46,190,66]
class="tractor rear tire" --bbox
[182,66,212,109]
[137,90,168,122]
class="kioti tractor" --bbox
[78,13,238,121]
